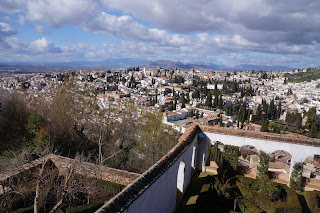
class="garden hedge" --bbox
[304,190,320,212]
[236,176,301,213]
[238,198,263,213]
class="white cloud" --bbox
[0,22,16,39]
[30,37,62,53]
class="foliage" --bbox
[64,200,105,213]
[223,145,240,172]
[289,162,303,191]
[285,111,302,130]
[287,67,320,83]
[236,178,301,213]
[95,179,125,195]
[257,151,269,180]
[214,171,238,200]
[208,143,223,163]
[238,198,263,213]
[304,191,320,213]
[260,119,269,132]
[126,109,180,173]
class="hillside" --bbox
[287,67,320,83]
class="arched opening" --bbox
[238,145,259,178]
[191,146,197,169]
[176,161,186,203]
[303,155,320,191]
[268,150,292,184]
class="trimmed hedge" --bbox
[65,200,105,213]
[238,199,263,213]
[95,179,125,195]
[304,191,320,212]
[236,176,301,213]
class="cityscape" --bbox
[1,0,320,213]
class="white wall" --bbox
[204,132,320,175]
[123,136,202,213]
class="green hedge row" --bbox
[237,175,286,199]
[304,191,320,212]
[236,176,301,213]
[238,198,263,213]
[95,179,125,194]
[64,200,105,213]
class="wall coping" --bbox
[0,154,140,186]
[96,124,201,213]
[200,125,320,148]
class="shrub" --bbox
[95,179,125,195]
[289,162,303,191]
[304,191,320,212]
[65,200,105,213]
[257,151,269,180]
[238,198,263,213]
[236,176,301,213]
[223,145,240,171]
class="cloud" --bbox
[0,0,320,67]
[101,0,320,45]
[30,37,62,53]
[0,0,26,13]
[0,22,16,39]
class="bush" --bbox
[95,179,125,195]
[289,162,303,191]
[223,145,240,171]
[304,191,320,212]
[236,176,301,213]
[257,151,269,180]
[237,176,285,200]
[65,200,105,213]
[238,198,263,213]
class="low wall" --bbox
[200,125,320,147]
[96,124,202,213]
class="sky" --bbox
[0,0,319,67]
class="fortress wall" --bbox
[96,124,203,213]
[204,131,320,176]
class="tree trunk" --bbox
[34,158,48,213]
[49,196,64,213]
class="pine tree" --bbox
[290,162,303,191]
[260,119,269,132]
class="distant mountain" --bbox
[143,60,294,71]
[231,64,295,72]
[0,59,296,71]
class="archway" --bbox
[238,145,259,178]
[268,150,292,184]
[191,146,197,169]
[176,160,186,202]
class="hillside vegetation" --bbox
[286,67,320,83]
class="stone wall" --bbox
[200,125,320,147]
[96,124,201,213]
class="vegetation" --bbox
[0,77,180,212]
[286,67,320,83]
[208,143,223,163]
[289,162,303,191]
[257,151,269,180]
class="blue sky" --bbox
[0,0,320,68]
